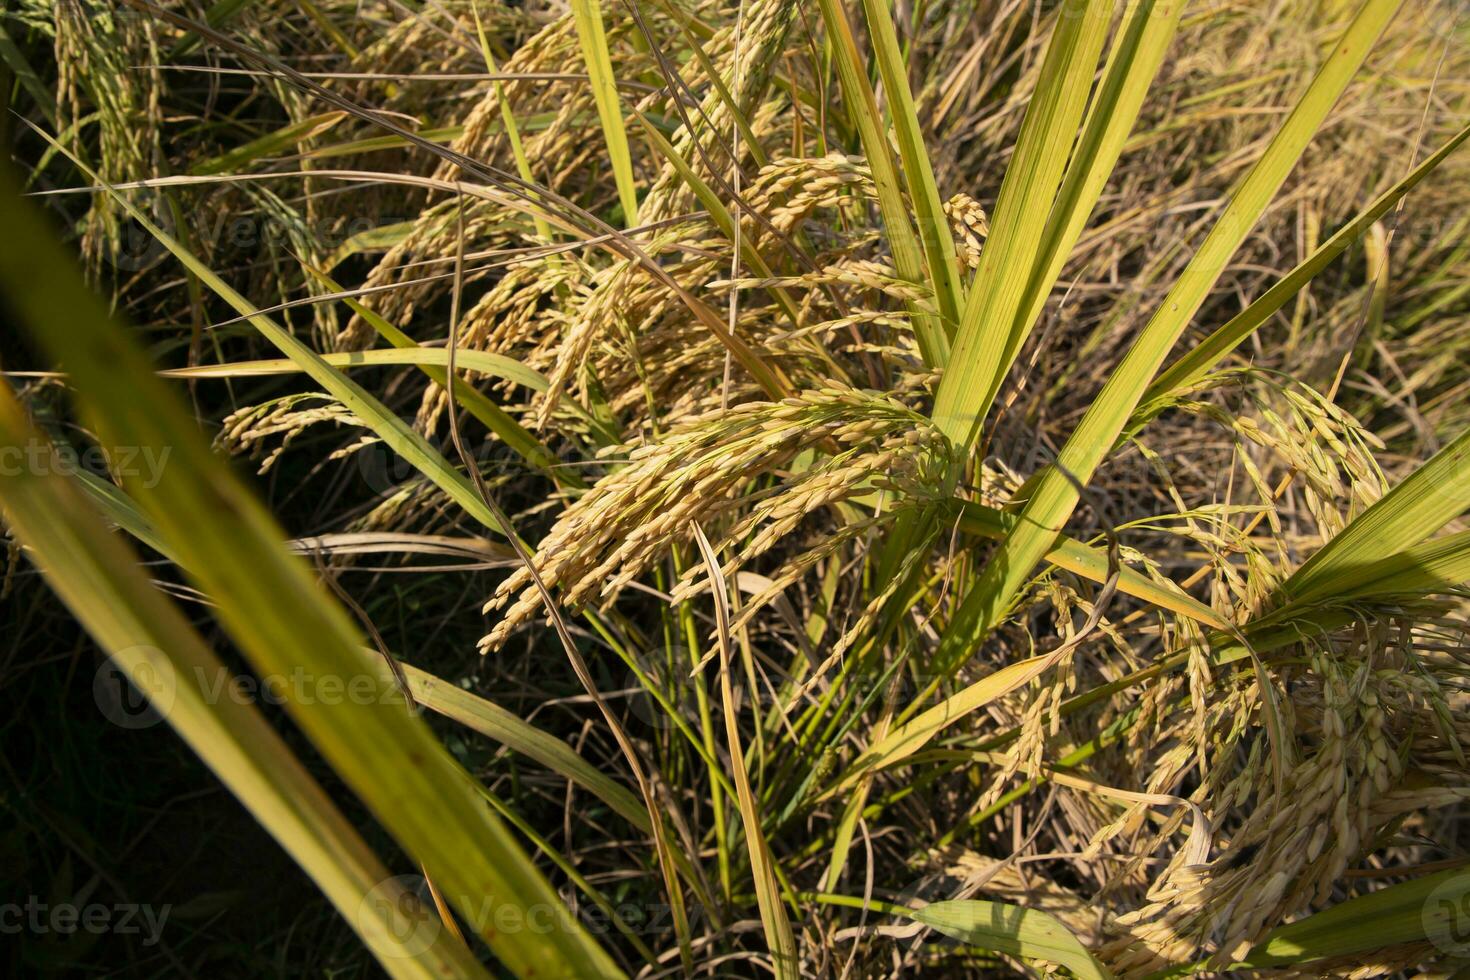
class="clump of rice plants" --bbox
[2,0,1469,976]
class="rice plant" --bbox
[2,0,1469,976]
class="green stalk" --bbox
[1143,118,1470,405]
[858,0,964,327]
[569,0,640,225]
[0,169,624,978]
[0,384,488,980]
[812,0,949,366]
[934,0,1403,680]
[930,0,1114,446]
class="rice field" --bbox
[2,0,1469,976]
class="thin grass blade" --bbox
[0,172,624,979]
[40,136,531,538]
[569,0,639,225]
[1145,117,1470,405]
[906,900,1112,980]
[931,0,1113,445]
[1004,0,1185,404]
[692,524,799,979]
[934,0,1403,679]
[858,0,964,326]
[1283,425,1470,603]
[0,384,489,980]
[813,0,948,366]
